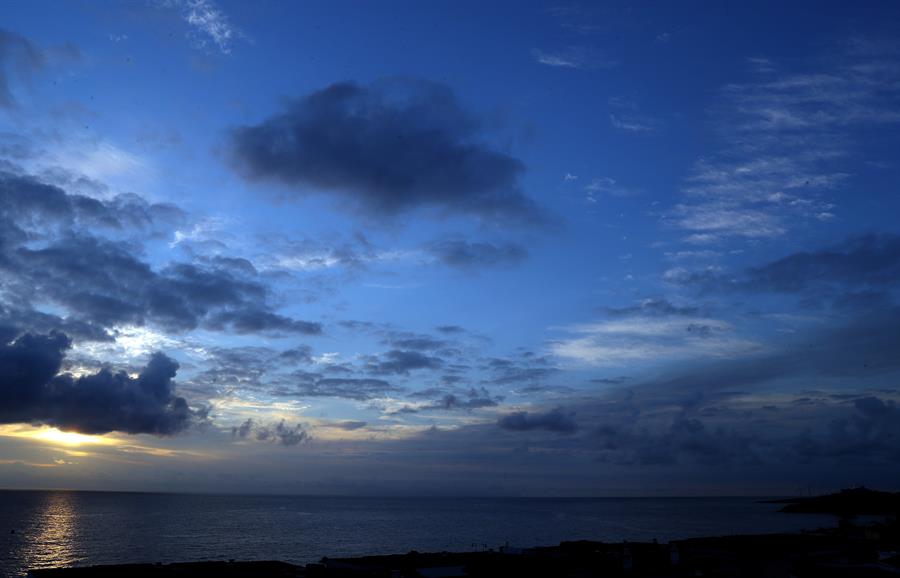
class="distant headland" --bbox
[765,486,900,516]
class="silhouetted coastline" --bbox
[764,487,900,516]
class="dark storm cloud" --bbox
[0,29,44,108]
[232,418,309,446]
[425,239,528,269]
[498,408,578,433]
[228,79,548,224]
[0,330,204,435]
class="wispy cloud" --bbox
[669,38,900,244]
[550,316,760,366]
[532,47,616,70]
[607,96,660,132]
[609,113,656,132]
[164,0,239,54]
[584,176,636,201]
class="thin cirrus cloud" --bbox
[165,0,239,54]
[532,47,617,70]
[607,96,660,133]
[550,316,760,367]
[608,113,657,132]
[669,38,900,245]
[227,79,549,226]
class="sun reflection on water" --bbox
[20,492,82,572]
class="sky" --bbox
[1,0,899,496]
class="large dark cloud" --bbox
[0,330,203,435]
[228,79,547,224]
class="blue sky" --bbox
[1,0,899,496]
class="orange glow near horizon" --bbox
[0,425,120,447]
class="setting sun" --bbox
[0,425,119,447]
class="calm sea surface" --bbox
[0,491,835,577]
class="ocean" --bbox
[0,491,836,577]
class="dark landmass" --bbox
[26,517,900,578]
[764,487,900,515]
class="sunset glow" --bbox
[0,426,119,448]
